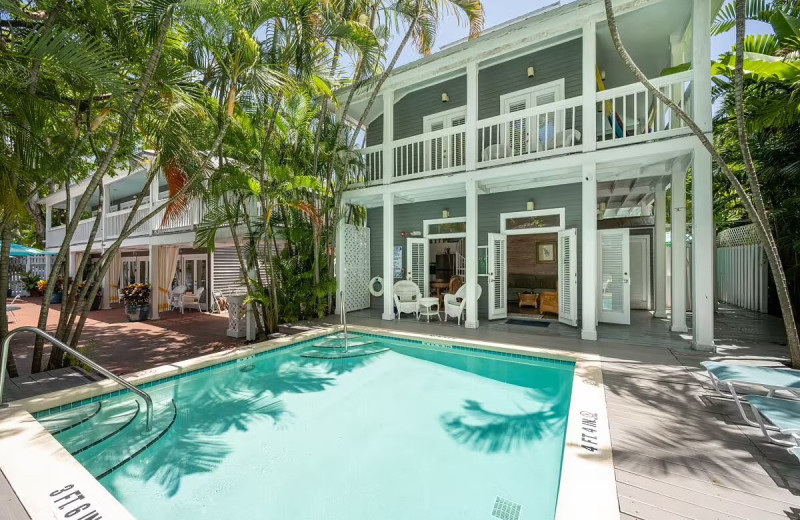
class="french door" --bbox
[487,233,507,320]
[425,109,466,171]
[558,229,578,326]
[122,258,149,286]
[406,238,428,295]
[174,254,208,309]
[598,229,631,325]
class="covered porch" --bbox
[341,137,716,350]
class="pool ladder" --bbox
[0,326,155,431]
[340,290,349,352]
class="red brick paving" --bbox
[6,297,244,376]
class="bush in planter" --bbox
[21,270,41,296]
[49,278,65,304]
[120,283,151,321]
[75,282,103,311]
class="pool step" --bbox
[75,400,178,480]
[39,401,103,435]
[55,400,141,456]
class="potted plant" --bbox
[21,270,42,296]
[120,283,151,322]
[50,278,64,304]
[75,282,103,311]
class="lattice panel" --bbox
[717,224,759,247]
[340,223,371,312]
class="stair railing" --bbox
[0,326,154,431]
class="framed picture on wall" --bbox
[478,246,488,276]
[537,242,556,263]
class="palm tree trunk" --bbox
[0,224,20,378]
[603,0,800,363]
[33,11,175,370]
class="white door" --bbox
[558,228,578,326]
[630,235,651,310]
[407,238,429,296]
[488,233,507,320]
[425,110,467,171]
[175,254,208,310]
[598,229,631,325]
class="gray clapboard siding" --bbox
[365,38,583,147]
[366,183,583,318]
[213,247,245,295]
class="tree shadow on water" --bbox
[440,387,571,454]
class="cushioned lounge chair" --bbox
[748,395,800,447]
[701,361,800,428]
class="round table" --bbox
[418,297,441,322]
[430,282,450,305]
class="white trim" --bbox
[500,208,565,235]
[423,216,467,239]
[499,78,565,114]
[422,106,468,131]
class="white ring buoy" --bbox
[369,276,384,297]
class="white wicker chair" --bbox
[183,287,205,312]
[393,280,421,319]
[169,285,187,314]
[444,284,483,325]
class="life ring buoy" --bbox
[369,276,384,297]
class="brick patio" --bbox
[5,297,244,377]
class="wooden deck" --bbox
[344,305,800,519]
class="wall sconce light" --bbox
[400,231,408,239]
[527,66,535,78]
[526,200,534,211]
[600,69,607,80]
[441,92,449,102]
[442,209,450,218]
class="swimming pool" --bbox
[33,333,576,520]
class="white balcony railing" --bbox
[354,76,694,186]
[477,96,583,167]
[105,206,152,240]
[73,218,97,244]
[393,125,467,180]
[596,71,693,146]
[46,225,66,248]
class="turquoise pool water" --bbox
[37,334,575,520]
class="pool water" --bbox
[37,335,575,520]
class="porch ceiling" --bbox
[597,175,669,219]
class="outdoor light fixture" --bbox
[442,209,450,218]
[441,92,449,102]
[527,66,535,78]
[601,69,607,80]
[526,200,534,211]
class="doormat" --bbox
[505,318,550,328]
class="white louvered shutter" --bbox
[598,229,631,325]
[430,120,445,171]
[451,116,466,167]
[488,233,507,320]
[406,238,428,295]
[508,100,528,156]
[558,228,578,326]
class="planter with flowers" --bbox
[75,282,103,311]
[48,278,64,304]
[120,283,151,322]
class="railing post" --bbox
[582,21,597,152]
[45,205,52,248]
[466,62,479,170]
[692,0,712,133]
[382,89,394,184]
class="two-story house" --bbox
[336,0,717,350]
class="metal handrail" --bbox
[340,290,349,353]
[0,327,154,431]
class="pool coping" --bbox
[0,324,618,519]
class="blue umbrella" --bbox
[0,242,57,257]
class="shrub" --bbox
[120,283,151,307]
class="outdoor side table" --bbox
[418,297,441,322]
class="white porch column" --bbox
[581,162,598,340]
[45,205,52,248]
[149,244,160,320]
[692,144,714,349]
[693,0,713,133]
[382,191,395,320]
[582,21,597,153]
[671,167,689,332]
[466,62,479,170]
[382,90,394,184]
[465,179,479,329]
[654,180,667,318]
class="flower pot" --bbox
[50,293,63,304]
[125,304,149,322]
[29,289,41,297]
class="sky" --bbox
[386,0,774,69]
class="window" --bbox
[424,217,467,238]
[500,209,565,235]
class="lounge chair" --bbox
[443,284,482,326]
[6,295,19,323]
[393,280,421,319]
[701,361,800,428]
[747,395,800,447]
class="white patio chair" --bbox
[393,280,421,319]
[169,285,187,314]
[183,287,205,312]
[210,290,225,313]
[444,284,483,326]
[6,294,20,323]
